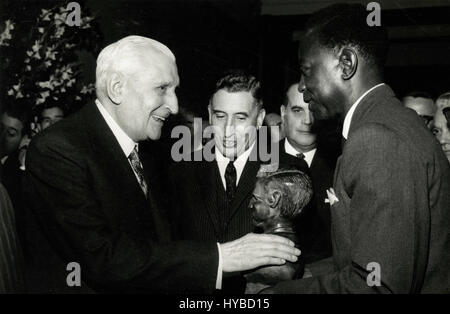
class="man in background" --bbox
[432,92,450,163]
[279,83,335,265]
[402,91,436,129]
[170,71,271,292]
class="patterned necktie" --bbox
[128,146,148,197]
[296,153,309,172]
[225,160,237,203]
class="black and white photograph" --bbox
[0,0,449,302]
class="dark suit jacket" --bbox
[23,102,218,293]
[278,139,334,264]
[170,145,264,293]
[0,183,24,293]
[170,146,260,243]
[273,85,450,293]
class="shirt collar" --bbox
[284,139,316,167]
[342,83,385,139]
[215,141,255,186]
[95,99,137,157]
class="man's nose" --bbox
[440,128,450,144]
[298,76,306,93]
[224,121,236,138]
[166,95,179,115]
[303,111,313,125]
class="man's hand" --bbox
[220,233,301,273]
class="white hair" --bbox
[95,35,175,97]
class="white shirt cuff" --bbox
[215,243,223,290]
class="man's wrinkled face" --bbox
[432,106,450,163]
[249,181,276,228]
[116,54,179,142]
[281,84,317,151]
[298,40,346,120]
[403,96,435,128]
[0,113,24,158]
[40,107,65,130]
[209,90,265,159]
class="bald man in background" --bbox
[23,36,300,293]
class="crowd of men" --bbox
[0,3,449,294]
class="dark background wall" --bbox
[2,0,450,117]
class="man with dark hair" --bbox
[37,103,66,131]
[0,102,29,164]
[279,83,335,265]
[402,91,436,128]
[267,3,450,293]
[170,70,269,292]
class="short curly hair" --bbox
[257,167,313,219]
[305,3,389,71]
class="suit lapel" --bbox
[139,150,171,242]
[85,103,145,200]
[227,158,260,224]
[195,159,222,238]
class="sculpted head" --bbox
[249,165,312,232]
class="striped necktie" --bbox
[128,146,148,197]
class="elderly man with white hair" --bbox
[23,36,300,293]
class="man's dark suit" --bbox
[170,145,262,293]
[0,183,24,293]
[272,85,450,293]
[170,146,260,243]
[278,139,334,264]
[23,103,218,293]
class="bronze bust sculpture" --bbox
[245,164,313,293]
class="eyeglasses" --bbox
[443,107,450,124]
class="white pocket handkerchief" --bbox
[325,188,339,206]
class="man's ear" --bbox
[339,47,358,80]
[280,105,286,123]
[208,102,213,125]
[267,189,282,209]
[257,108,266,128]
[106,72,124,104]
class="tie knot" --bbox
[128,146,139,161]
[296,153,305,160]
[226,160,235,172]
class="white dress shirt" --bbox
[96,99,136,158]
[215,142,256,190]
[342,83,385,139]
[213,142,256,289]
[284,139,316,167]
